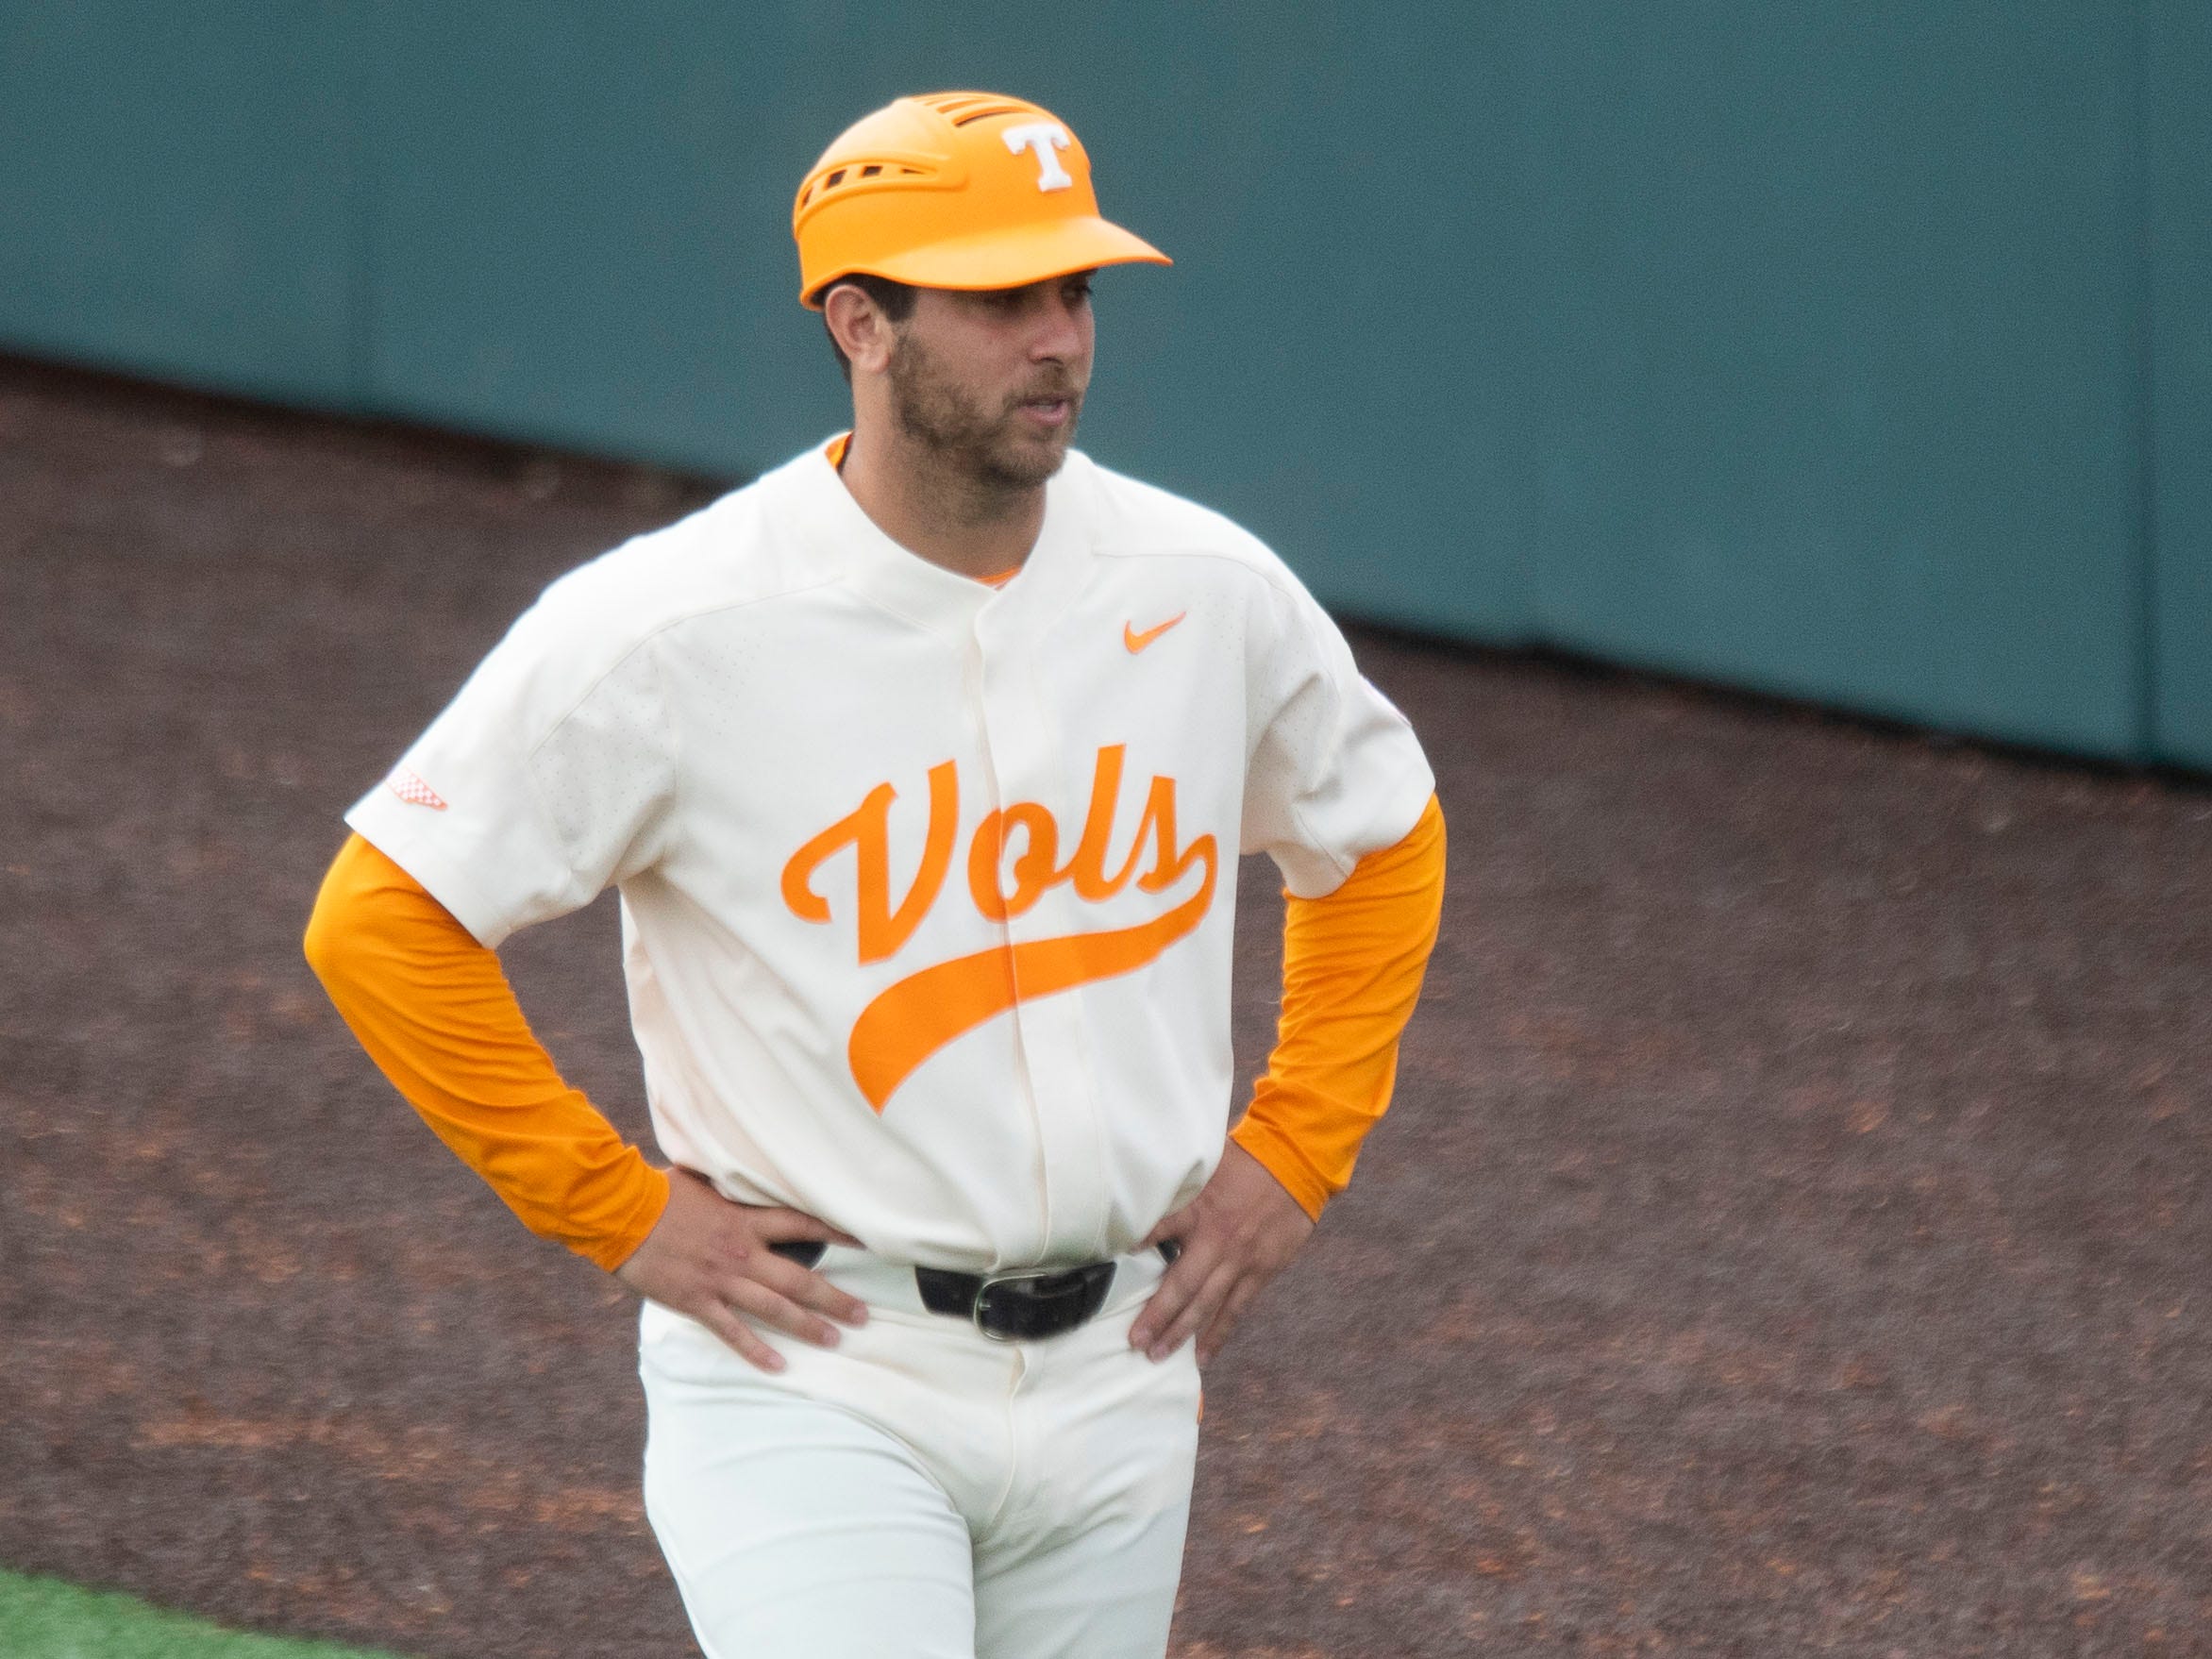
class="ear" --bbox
[823,284,897,376]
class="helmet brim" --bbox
[802,214,1169,309]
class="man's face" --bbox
[885,272,1096,489]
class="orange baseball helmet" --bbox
[793,91,1169,309]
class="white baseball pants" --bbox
[638,1247,1202,1659]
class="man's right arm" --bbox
[302,831,864,1369]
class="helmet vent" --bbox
[918,92,1035,127]
[799,159,935,210]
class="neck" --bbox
[836,415,1048,580]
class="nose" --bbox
[1029,289,1088,362]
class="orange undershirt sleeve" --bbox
[1231,794,1447,1220]
[302,832,670,1271]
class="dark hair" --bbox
[821,273,918,381]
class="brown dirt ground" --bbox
[3,355,2210,1658]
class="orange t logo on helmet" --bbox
[792,92,1170,308]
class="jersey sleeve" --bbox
[304,832,671,1269]
[1232,794,1446,1217]
[343,567,680,947]
[1240,565,1435,897]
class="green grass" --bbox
[0,1571,407,1659]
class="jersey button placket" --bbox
[974,609,1110,1262]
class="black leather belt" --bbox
[770,1241,1165,1342]
[914,1261,1116,1341]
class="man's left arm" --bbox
[1133,794,1446,1363]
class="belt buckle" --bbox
[970,1264,1114,1343]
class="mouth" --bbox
[1014,396,1073,429]
[1011,385,1079,430]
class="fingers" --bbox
[1140,1249,1237,1363]
[745,1247,869,1331]
[695,1299,790,1374]
[1126,1263,1187,1355]
[1131,1165,1315,1364]
[725,1273,849,1351]
[1129,1208,1198,1349]
[691,1250,868,1369]
[623,1191,872,1368]
[1130,1224,1240,1362]
[691,1197,869,1326]
[750,1206,864,1249]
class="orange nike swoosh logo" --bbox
[1123,612,1186,654]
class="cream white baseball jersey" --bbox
[345,437,1433,1273]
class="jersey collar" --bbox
[789,434,1092,643]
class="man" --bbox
[305,91,1444,1659]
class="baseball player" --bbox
[305,91,1445,1659]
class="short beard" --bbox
[886,332,1079,492]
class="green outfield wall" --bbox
[3,4,2204,765]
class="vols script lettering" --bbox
[781,745,1217,1108]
